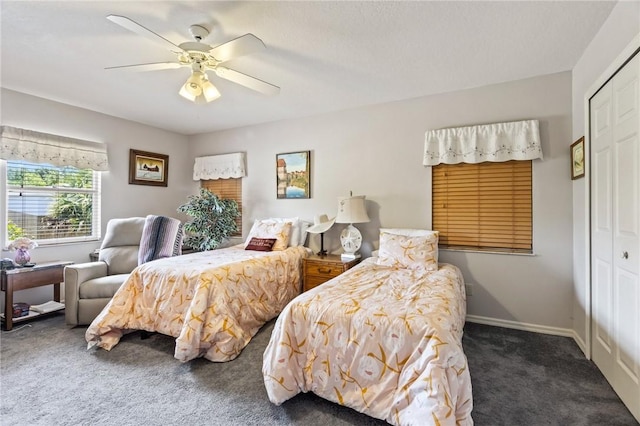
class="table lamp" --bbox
[335,194,370,260]
[306,214,335,256]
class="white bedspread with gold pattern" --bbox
[262,258,473,425]
[86,245,309,362]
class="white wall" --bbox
[1,89,193,309]
[571,1,640,349]
[189,72,574,330]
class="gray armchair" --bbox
[64,217,145,326]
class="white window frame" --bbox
[1,160,101,248]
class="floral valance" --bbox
[0,125,109,171]
[193,152,246,180]
[423,119,543,166]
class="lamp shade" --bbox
[202,80,221,102]
[186,72,205,96]
[179,82,197,101]
[335,195,370,224]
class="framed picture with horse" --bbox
[129,149,169,187]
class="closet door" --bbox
[590,52,640,421]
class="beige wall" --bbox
[571,2,640,349]
[1,89,193,307]
[189,72,575,330]
[0,67,579,331]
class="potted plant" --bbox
[177,188,240,251]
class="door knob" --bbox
[621,251,629,259]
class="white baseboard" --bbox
[572,331,589,359]
[465,315,591,359]
[466,314,575,339]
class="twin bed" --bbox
[86,223,473,424]
[86,217,309,362]
[263,229,473,425]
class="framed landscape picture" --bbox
[571,137,585,180]
[129,149,169,187]
[276,151,310,199]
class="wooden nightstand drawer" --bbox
[305,262,343,277]
[303,254,360,292]
[304,275,332,291]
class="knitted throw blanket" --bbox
[138,215,183,265]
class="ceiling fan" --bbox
[105,14,280,103]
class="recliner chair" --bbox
[64,217,145,326]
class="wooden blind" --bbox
[432,160,532,252]
[200,178,242,235]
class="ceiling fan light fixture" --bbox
[178,82,197,101]
[202,80,221,102]
[186,71,205,96]
[107,16,279,103]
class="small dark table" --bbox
[1,260,73,330]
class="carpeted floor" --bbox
[0,314,636,425]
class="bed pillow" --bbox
[376,230,439,271]
[260,217,312,246]
[298,220,311,246]
[244,237,277,252]
[244,220,293,251]
[380,228,439,238]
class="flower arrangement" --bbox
[8,237,38,251]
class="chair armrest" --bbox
[64,261,108,326]
[65,261,108,284]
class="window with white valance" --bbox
[0,125,109,171]
[193,153,246,236]
[423,119,543,166]
[426,120,541,254]
[1,126,105,246]
[193,152,246,180]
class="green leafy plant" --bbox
[177,188,240,251]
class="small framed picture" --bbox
[276,151,310,199]
[129,149,169,187]
[571,137,585,180]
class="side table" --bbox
[1,260,73,331]
[303,254,361,292]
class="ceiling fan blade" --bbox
[215,67,280,96]
[210,34,266,63]
[107,15,183,52]
[105,62,183,72]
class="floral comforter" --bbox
[263,258,473,425]
[86,245,309,362]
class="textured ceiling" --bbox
[1,1,615,135]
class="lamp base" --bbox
[339,224,364,262]
[341,252,361,261]
[317,233,327,256]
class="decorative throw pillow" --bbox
[376,230,439,271]
[244,220,293,251]
[245,237,277,251]
[138,215,184,265]
[261,217,303,246]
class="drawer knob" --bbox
[318,267,332,274]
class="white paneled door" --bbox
[590,51,640,422]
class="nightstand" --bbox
[303,254,360,292]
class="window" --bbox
[200,178,242,235]
[4,160,101,245]
[432,160,532,252]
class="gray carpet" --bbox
[0,314,636,425]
